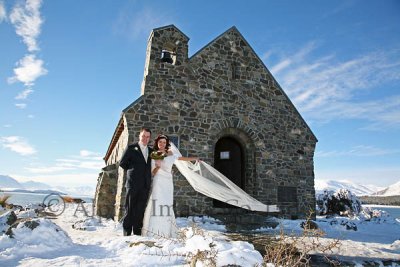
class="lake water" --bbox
[364,205,400,219]
[1,192,399,219]
[1,192,93,206]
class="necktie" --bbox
[142,146,148,162]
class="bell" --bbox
[161,50,174,64]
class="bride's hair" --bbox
[153,134,171,151]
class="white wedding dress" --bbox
[142,152,179,238]
[142,143,279,238]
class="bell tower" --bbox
[140,25,190,95]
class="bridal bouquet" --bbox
[150,151,168,160]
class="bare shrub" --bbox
[0,195,11,208]
[317,189,362,216]
[263,215,341,266]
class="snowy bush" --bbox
[316,189,362,216]
[359,207,394,223]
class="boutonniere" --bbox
[134,147,139,151]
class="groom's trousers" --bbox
[122,188,148,235]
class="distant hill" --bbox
[315,179,384,196]
[53,186,95,198]
[373,180,400,196]
[0,175,23,189]
[0,175,94,197]
[21,180,52,190]
[9,188,66,195]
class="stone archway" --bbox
[212,127,257,209]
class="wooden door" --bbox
[213,137,244,208]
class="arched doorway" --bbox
[213,136,245,208]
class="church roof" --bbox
[151,24,190,41]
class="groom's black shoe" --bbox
[133,228,141,235]
[123,229,131,236]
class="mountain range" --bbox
[0,175,95,197]
[373,181,400,196]
[1,174,399,197]
[315,179,400,196]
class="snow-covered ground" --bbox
[0,204,261,266]
[0,203,399,266]
[278,215,400,264]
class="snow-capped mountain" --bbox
[21,180,53,190]
[315,179,385,196]
[373,180,400,196]
[0,175,95,197]
[0,175,23,189]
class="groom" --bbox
[119,128,153,236]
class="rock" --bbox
[330,219,357,231]
[25,203,46,212]
[72,217,102,231]
[341,221,357,231]
[6,218,41,237]
[1,210,17,225]
[0,210,17,234]
[6,211,17,225]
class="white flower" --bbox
[134,147,139,150]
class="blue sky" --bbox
[0,0,399,188]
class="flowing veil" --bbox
[169,143,279,212]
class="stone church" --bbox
[94,25,317,221]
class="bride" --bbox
[142,134,279,238]
[141,134,198,238]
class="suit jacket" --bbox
[119,142,153,190]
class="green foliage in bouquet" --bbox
[150,151,167,160]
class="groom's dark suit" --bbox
[119,142,152,235]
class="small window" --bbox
[220,151,230,159]
[232,63,239,79]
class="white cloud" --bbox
[270,59,291,74]
[113,5,174,40]
[80,150,99,157]
[0,136,36,156]
[261,50,273,61]
[25,166,74,174]
[3,124,12,128]
[0,1,6,23]
[27,114,34,118]
[316,145,400,158]
[311,95,400,129]
[25,150,104,174]
[15,88,34,99]
[8,54,47,86]
[270,42,317,75]
[15,103,27,109]
[267,43,400,129]
[9,0,43,52]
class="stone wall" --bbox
[94,164,118,219]
[95,25,317,220]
